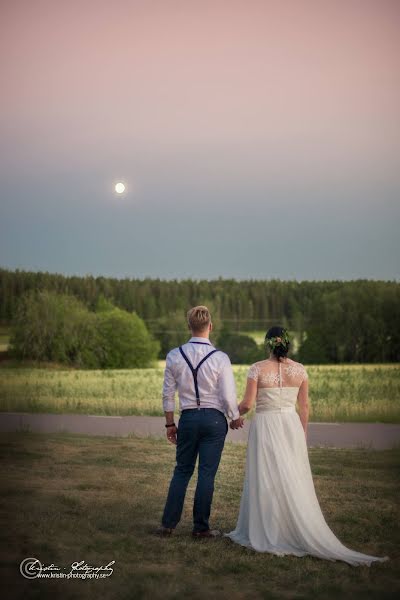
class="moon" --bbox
[115,182,126,194]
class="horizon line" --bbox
[1,265,398,285]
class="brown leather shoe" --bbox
[192,529,222,538]
[155,526,174,537]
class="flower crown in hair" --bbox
[265,329,290,351]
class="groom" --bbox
[157,305,243,538]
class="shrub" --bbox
[95,306,159,368]
[10,290,159,368]
[148,311,188,358]
[297,329,330,364]
[10,290,94,364]
[217,331,264,364]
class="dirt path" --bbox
[0,412,399,449]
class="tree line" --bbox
[0,268,399,363]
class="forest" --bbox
[0,267,399,363]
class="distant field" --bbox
[241,330,266,344]
[0,363,399,422]
[0,326,10,353]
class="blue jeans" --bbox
[162,408,228,533]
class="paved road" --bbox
[1,412,399,449]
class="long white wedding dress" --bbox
[225,359,388,566]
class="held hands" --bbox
[166,417,244,441]
[230,417,245,430]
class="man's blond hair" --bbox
[187,305,211,333]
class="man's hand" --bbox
[230,417,244,430]
[166,425,178,445]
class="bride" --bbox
[225,326,388,566]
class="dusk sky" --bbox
[1,0,399,280]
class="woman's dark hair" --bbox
[265,326,290,361]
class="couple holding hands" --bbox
[157,306,387,566]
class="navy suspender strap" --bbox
[178,346,219,406]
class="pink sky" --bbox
[2,0,399,173]
[0,0,399,279]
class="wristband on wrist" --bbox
[165,423,176,428]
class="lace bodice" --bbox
[248,359,308,412]
[255,387,299,411]
[248,359,308,388]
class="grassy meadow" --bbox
[0,363,399,422]
[1,432,398,600]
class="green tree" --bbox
[10,290,159,368]
[95,306,159,368]
[297,329,330,364]
[2,268,399,364]
[217,329,264,364]
[148,311,188,358]
[10,290,99,366]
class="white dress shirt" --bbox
[162,337,240,420]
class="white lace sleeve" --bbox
[302,366,308,382]
[247,363,259,382]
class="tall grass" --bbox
[0,363,399,422]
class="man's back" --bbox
[163,336,239,419]
[159,306,242,537]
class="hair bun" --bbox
[265,326,290,361]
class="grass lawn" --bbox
[0,363,399,422]
[0,433,399,599]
